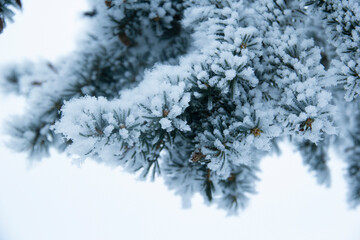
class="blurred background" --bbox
[0,1,359,239]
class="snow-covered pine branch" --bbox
[1,0,360,213]
[305,0,360,101]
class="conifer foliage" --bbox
[1,0,360,214]
[0,0,21,33]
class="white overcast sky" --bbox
[0,1,359,240]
